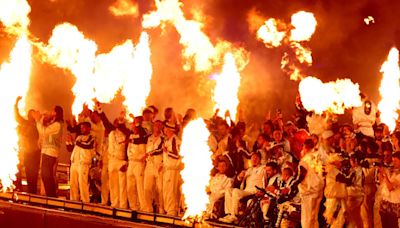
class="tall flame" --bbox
[143,0,247,72]
[180,119,213,220]
[213,53,241,120]
[378,48,400,132]
[121,32,153,117]
[44,23,97,117]
[299,76,362,114]
[0,35,32,191]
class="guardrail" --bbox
[0,192,240,228]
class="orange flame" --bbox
[213,53,241,120]
[121,32,153,117]
[143,0,248,72]
[0,35,32,191]
[44,23,97,117]
[180,118,213,220]
[378,48,400,132]
[0,0,31,34]
[299,76,362,114]
[255,11,317,81]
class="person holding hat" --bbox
[161,122,182,216]
[70,122,95,203]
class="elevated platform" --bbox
[0,192,240,228]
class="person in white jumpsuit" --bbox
[126,117,148,210]
[70,122,95,203]
[108,123,128,209]
[162,123,182,216]
[219,152,264,224]
[142,120,165,213]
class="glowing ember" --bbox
[299,76,362,114]
[257,19,286,48]
[143,0,247,72]
[121,32,153,117]
[109,0,139,17]
[44,23,97,117]
[378,47,400,132]
[0,35,32,191]
[180,119,213,220]
[213,53,241,120]
[290,11,317,42]
[364,16,375,25]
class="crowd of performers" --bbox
[12,93,400,227]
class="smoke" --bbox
[0,0,399,123]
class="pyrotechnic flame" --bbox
[290,11,317,42]
[121,32,153,117]
[213,53,241,120]
[378,48,400,132]
[109,0,139,17]
[299,76,362,114]
[0,0,31,34]
[255,11,317,81]
[143,0,248,72]
[93,41,134,103]
[180,119,213,220]
[256,19,286,48]
[0,35,32,191]
[44,23,98,117]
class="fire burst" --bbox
[180,119,213,220]
[213,53,241,120]
[121,32,153,117]
[44,23,98,117]
[256,11,317,81]
[378,48,400,132]
[299,76,361,114]
[0,35,32,191]
[143,0,247,72]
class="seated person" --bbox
[219,152,264,224]
[206,159,233,219]
[258,162,281,222]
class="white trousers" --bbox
[70,163,90,203]
[208,192,224,213]
[127,161,145,210]
[101,161,109,205]
[224,188,253,216]
[108,159,127,209]
[324,198,346,228]
[361,184,376,228]
[301,193,322,228]
[143,161,164,213]
[163,169,180,216]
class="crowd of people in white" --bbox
[13,94,400,227]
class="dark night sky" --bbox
[1,0,399,121]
